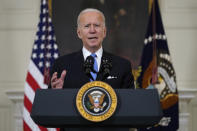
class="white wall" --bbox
[0,0,197,130]
[160,0,197,130]
[0,0,39,130]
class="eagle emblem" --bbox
[76,81,117,122]
[87,91,107,112]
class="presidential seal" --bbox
[76,81,117,122]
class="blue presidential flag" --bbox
[137,0,179,130]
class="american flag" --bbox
[23,0,59,130]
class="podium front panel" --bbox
[31,89,162,128]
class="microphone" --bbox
[101,57,112,80]
[83,56,94,79]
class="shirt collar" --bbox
[82,46,103,60]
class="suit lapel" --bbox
[96,51,112,81]
[75,50,90,83]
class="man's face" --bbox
[77,11,106,52]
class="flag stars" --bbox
[42,26,46,31]
[40,44,45,49]
[47,44,52,49]
[144,39,148,45]
[48,17,52,23]
[42,0,46,5]
[41,35,45,40]
[43,9,46,14]
[37,26,40,30]
[29,0,59,73]
[46,53,51,58]
[145,34,167,43]
[48,35,52,40]
[33,45,38,50]
[158,34,162,39]
[42,17,46,22]
[48,26,52,32]
[160,54,163,58]
[32,53,37,59]
[45,62,50,67]
[39,53,44,58]
[54,44,58,50]
[54,53,58,59]
[163,54,168,60]
[38,62,43,67]
[155,34,159,39]
[163,35,167,40]
[148,36,152,42]
[160,53,171,62]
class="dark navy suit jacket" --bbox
[50,50,134,89]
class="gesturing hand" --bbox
[51,70,66,89]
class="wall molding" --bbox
[177,80,197,89]
[0,81,24,90]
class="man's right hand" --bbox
[51,70,66,89]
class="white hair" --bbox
[77,8,106,28]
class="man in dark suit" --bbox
[50,8,135,131]
[51,8,134,89]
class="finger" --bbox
[51,72,58,82]
[51,76,57,83]
[55,84,63,89]
[52,72,57,78]
[52,79,63,89]
[60,70,67,81]
[51,79,61,88]
[51,81,57,88]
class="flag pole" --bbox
[151,0,158,84]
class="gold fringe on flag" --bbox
[48,0,52,17]
[149,0,153,14]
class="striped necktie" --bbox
[90,53,98,81]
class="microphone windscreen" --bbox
[83,55,94,78]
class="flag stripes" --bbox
[23,0,59,130]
